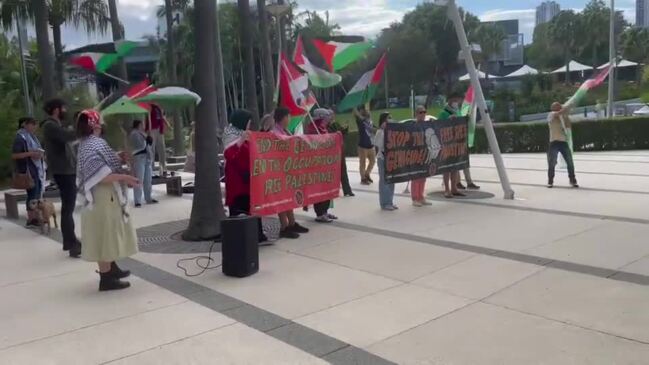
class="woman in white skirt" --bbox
[76,110,140,291]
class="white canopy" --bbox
[458,70,500,81]
[633,105,649,116]
[598,59,640,69]
[504,65,539,78]
[550,61,592,74]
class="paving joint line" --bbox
[352,187,649,225]
[1,216,397,365]
[319,218,649,286]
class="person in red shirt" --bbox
[272,107,310,239]
[224,109,268,243]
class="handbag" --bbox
[12,172,34,190]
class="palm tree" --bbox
[107,0,127,80]
[474,23,506,81]
[51,0,109,89]
[32,0,56,99]
[214,2,228,150]
[550,10,583,84]
[163,0,184,155]
[257,0,274,113]
[183,0,225,241]
[237,0,259,127]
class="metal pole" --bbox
[274,18,282,105]
[16,15,32,115]
[447,0,514,199]
[607,0,615,119]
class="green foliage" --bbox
[621,28,649,64]
[340,117,649,157]
[293,10,340,39]
[470,117,649,153]
[473,23,506,71]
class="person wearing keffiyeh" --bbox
[75,109,141,292]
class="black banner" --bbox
[384,117,470,184]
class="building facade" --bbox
[536,1,561,26]
[638,0,649,28]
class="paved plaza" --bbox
[1,151,649,364]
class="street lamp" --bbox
[607,0,615,119]
[266,1,291,104]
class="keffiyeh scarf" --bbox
[17,128,47,188]
[77,135,130,221]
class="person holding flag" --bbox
[437,94,466,199]
[547,102,579,189]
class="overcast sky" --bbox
[20,0,639,50]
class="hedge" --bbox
[342,117,649,156]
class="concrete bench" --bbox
[4,189,60,219]
[152,175,183,196]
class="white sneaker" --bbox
[413,201,424,207]
[421,200,433,206]
[315,215,333,223]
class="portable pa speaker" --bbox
[221,216,259,278]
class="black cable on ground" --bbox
[176,241,221,277]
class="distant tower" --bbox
[638,0,649,28]
[535,1,561,27]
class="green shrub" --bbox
[471,117,649,153]
[341,117,649,156]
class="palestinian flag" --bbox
[68,41,138,73]
[460,86,477,147]
[125,78,156,110]
[337,53,387,113]
[564,65,612,108]
[294,36,342,88]
[312,36,373,71]
[279,53,317,134]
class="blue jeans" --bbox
[547,141,576,183]
[26,176,42,211]
[378,158,395,208]
[133,154,153,204]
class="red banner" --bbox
[249,132,342,216]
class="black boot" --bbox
[99,272,131,292]
[110,262,131,279]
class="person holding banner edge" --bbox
[411,106,433,207]
[437,95,467,199]
[272,107,310,239]
[306,109,339,223]
[375,112,398,211]
[224,112,270,244]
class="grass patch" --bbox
[335,107,441,131]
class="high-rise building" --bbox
[638,0,649,28]
[536,1,561,26]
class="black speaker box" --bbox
[221,216,259,278]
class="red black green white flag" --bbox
[279,53,317,133]
[337,53,387,112]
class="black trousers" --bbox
[53,174,80,249]
[228,195,265,241]
[340,157,353,195]
[314,200,330,217]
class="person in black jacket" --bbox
[41,98,82,258]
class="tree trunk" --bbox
[107,0,128,81]
[52,23,65,90]
[231,73,239,109]
[257,0,275,113]
[164,0,184,156]
[278,0,287,53]
[237,0,260,128]
[33,0,56,100]
[183,0,226,241]
[214,2,228,151]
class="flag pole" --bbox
[100,71,130,85]
[445,0,514,199]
